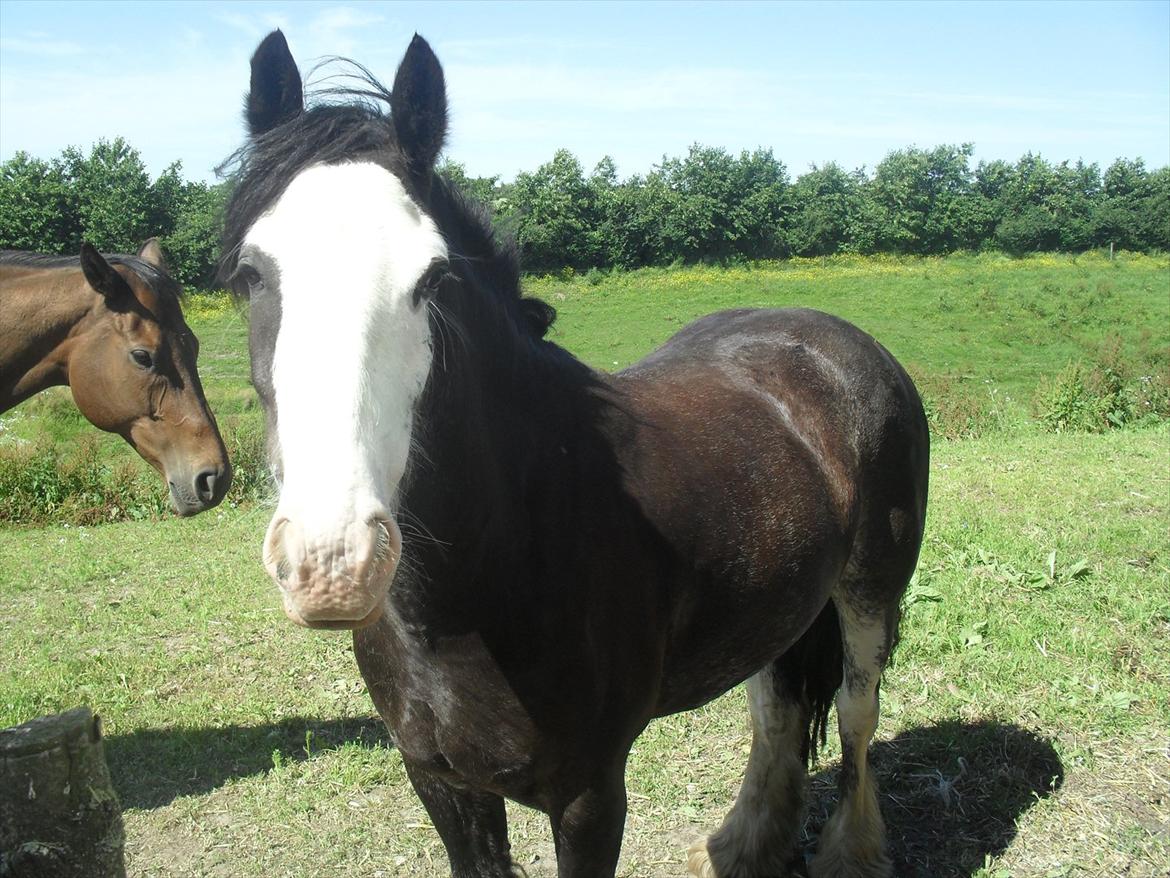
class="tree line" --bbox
[1,137,1166,288]
[0,139,227,289]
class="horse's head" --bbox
[73,240,231,515]
[226,31,452,629]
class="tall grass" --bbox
[0,420,270,525]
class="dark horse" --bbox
[223,31,928,877]
[0,240,230,515]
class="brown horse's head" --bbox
[72,240,231,515]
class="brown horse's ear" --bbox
[137,237,169,272]
[80,243,134,309]
[247,30,304,137]
[391,34,447,175]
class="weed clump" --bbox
[0,421,271,526]
[1034,336,1170,432]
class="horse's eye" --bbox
[425,263,448,290]
[414,261,449,306]
[131,349,154,369]
[237,263,265,293]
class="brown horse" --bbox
[224,31,928,878]
[0,240,230,515]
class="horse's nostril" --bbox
[195,469,218,502]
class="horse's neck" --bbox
[401,340,621,621]
[0,268,95,409]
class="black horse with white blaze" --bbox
[222,30,929,878]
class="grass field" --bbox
[1,253,1168,876]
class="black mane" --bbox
[218,64,553,339]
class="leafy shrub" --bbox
[1035,363,1100,432]
[1035,339,1170,432]
[220,418,274,504]
[0,420,272,525]
[0,435,159,524]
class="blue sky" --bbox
[1,1,1167,184]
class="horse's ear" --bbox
[137,237,168,271]
[80,243,134,308]
[246,30,303,137]
[391,34,447,174]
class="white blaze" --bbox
[246,161,443,537]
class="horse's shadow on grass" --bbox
[800,719,1065,878]
[108,717,1062,877]
[105,715,392,810]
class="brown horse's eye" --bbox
[131,349,154,369]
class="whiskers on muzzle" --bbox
[371,516,399,567]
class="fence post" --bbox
[0,707,126,878]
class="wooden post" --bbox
[1,707,126,878]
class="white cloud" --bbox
[212,10,292,41]
[0,33,84,57]
[0,49,252,182]
[444,60,781,115]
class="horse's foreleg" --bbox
[549,769,627,877]
[402,759,517,878]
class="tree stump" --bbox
[0,707,126,878]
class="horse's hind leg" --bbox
[687,663,811,878]
[808,599,898,878]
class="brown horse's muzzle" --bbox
[168,461,232,516]
[262,514,402,629]
[125,407,232,518]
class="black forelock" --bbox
[218,63,404,280]
[217,60,553,340]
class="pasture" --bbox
[1,253,1168,876]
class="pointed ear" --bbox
[246,29,303,137]
[80,243,134,307]
[137,237,168,271]
[391,34,448,174]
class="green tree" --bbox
[868,144,979,253]
[61,138,155,252]
[439,160,502,210]
[510,149,598,271]
[1092,158,1154,250]
[163,181,230,288]
[0,151,76,252]
[787,162,865,256]
[1138,166,1170,250]
[147,161,186,240]
[993,154,1062,253]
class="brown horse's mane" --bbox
[2,249,177,288]
[0,250,185,316]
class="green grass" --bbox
[2,253,1168,876]
[2,252,1167,522]
[538,252,1169,396]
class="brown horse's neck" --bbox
[0,266,99,412]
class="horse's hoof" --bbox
[686,838,718,878]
